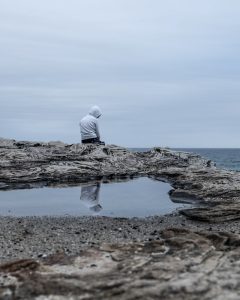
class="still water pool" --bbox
[0,177,189,217]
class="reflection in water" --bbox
[0,177,191,217]
[80,182,102,214]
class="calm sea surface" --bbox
[131,148,240,171]
[176,149,240,171]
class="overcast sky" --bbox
[0,0,240,147]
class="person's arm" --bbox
[95,120,100,139]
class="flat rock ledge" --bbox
[1,227,240,300]
[1,138,240,222]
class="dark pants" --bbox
[82,138,105,145]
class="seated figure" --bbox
[79,105,105,145]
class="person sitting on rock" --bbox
[79,105,105,145]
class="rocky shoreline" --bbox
[0,138,240,299]
[1,215,240,300]
[1,138,240,222]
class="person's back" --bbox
[80,114,99,140]
[79,106,105,145]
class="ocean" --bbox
[175,149,240,171]
[130,148,240,172]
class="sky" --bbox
[0,0,240,147]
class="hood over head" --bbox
[89,106,102,118]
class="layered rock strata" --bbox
[1,138,240,299]
[0,138,240,222]
[1,228,240,300]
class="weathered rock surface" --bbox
[1,138,240,222]
[1,139,240,299]
[1,227,240,300]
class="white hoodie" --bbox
[79,106,102,140]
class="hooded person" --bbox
[79,105,105,145]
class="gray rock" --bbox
[0,228,240,299]
[1,138,240,222]
[1,138,240,298]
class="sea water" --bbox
[176,148,240,171]
[131,148,240,171]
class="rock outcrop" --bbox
[1,138,240,222]
[1,228,240,299]
[1,139,240,299]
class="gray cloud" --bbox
[0,0,240,147]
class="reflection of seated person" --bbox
[80,182,102,213]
